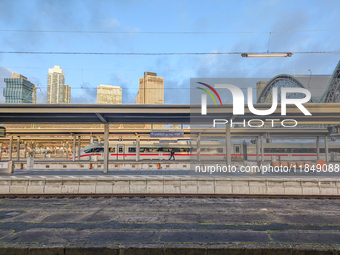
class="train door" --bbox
[233,144,242,160]
[117,145,125,160]
[233,144,241,155]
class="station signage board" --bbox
[150,129,184,137]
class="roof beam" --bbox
[95,113,107,124]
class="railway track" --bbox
[1,193,339,199]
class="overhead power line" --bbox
[0,51,340,55]
[1,29,340,34]
[6,66,340,72]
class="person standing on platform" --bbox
[169,148,175,160]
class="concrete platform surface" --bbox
[2,169,340,178]
[0,198,340,254]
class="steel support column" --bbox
[197,133,201,162]
[72,135,76,162]
[136,134,140,162]
[24,142,27,159]
[16,137,20,161]
[261,135,264,162]
[226,124,231,166]
[77,136,81,161]
[255,137,259,162]
[316,136,320,160]
[9,135,13,161]
[103,123,109,174]
[66,143,69,160]
[325,136,329,163]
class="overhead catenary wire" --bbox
[1,28,340,34]
[6,67,340,72]
[0,51,340,55]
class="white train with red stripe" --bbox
[72,140,340,161]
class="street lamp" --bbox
[241,53,293,58]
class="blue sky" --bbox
[0,0,340,104]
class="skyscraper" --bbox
[97,85,122,104]
[47,65,71,104]
[135,72,164,129]
[3,73,36,103]
[135,72,164,104]
[64,85,71,104]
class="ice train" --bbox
[72,140,340,161]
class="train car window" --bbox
[93,148,104,152]
[320,148,325,153]
[200,148,222,153]
[84,148,93,153]
[163,148,170,152]
[178,148,190,152]
[140,148,148,152]
[235,146,240,153]
[119,147,123,153]
[128,147,136,152]
[109,147,115,152]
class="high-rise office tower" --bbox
[63,85,71,104]
[135,72,164,104]
[97,85,122,104]
[3,73,36,103]
[47,65,71,104]
[135,72,164,129]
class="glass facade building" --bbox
[3,73,35,103]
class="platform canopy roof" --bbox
[0,103,340,124]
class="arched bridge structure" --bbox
[257,60,340,103]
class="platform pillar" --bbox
[316,136,320,160]
[9,135,13,161]
[255,137,259,162]
[16,136,20,161]
[66,142,69,160]
[197,133,201,162]
[136,134,140,162]
[261,135,264,162]
[77,136,81,161]
[103,123,109,174]
[226,124,231,166]
[24,142,27,159]
[72,135,76,162]
[325,136,329,163]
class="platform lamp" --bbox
[241,53,293,58]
